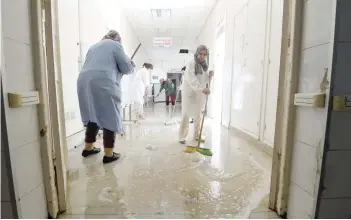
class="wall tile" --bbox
[332,42,351,95]
[336,0,351,42]
[13,141,44,199]
[3,39,35,92]
[317,198,351,218]
[6,106,39,150]
[320,151,351,198]
[287,182,314,218]
[18,184,47,219]
[1,152,11,202]
[294,107,327,148]
[1,201,15,218]
[2,0,31,44]
[301,0,334,49]
[298,44,330,93]
[328,111,351,151]
[291,141,318,195]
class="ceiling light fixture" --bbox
[151,9,171,18]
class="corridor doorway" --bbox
[43,0,289,218]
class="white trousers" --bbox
[137,103,144,115]
[179,113,201,141]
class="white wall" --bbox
[197,0,225,119]
[151,53,192,83]
[78,0,149,105]
[198,0,282,146]
[1,0,47,218]
[287,0,336,218]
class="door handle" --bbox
[332,95,351,111]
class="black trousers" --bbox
[85,122,116,148]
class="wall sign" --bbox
[153,37,172,47]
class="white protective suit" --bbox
[131,67,150,115]
[179,59,210,142]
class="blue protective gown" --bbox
[77,39,134,133]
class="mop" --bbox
[148,89,167,103]
[183,82,213,157]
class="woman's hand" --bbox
[202,88,211,95]
[131,60,136,68]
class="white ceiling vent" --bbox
[151,9,171,18]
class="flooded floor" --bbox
[60,104,279,219]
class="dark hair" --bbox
[181,66,186,71]
[143,63,153,70]
[102,30,121,42]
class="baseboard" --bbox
[229,126,273,156]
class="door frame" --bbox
[268,0,303,216]
[42,0,69,213]
[29,0,61,217]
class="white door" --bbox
[262,0,283,146]
[230,6,247,129]
[213,28,225,123]
[57,0,83,140]
[241,0,267,138]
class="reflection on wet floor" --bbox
[60,104,279,219]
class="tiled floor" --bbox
[60,104,279,219]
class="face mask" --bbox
[200,60,209,72]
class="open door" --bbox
[56,0,84,143]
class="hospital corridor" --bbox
[1,0,351,219]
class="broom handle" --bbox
[131,43,141,60]
[196,78,212,148]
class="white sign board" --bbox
[153,37,172,47]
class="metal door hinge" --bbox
[332,95,351,111]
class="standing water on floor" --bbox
[61,104,273,219]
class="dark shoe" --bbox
[103,152,121,164]
[179,140,186,144]
[82,147,101,158]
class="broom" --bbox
[183,81,213,156]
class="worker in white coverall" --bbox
[180,66,194,124]
[179,45,214,144]
[131,63,153,119]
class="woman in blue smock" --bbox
[77,30,135,164]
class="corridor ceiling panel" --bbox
[121,0,217,60]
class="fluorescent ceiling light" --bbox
[156,28,171,33]
[151,9,171,18]
[121,0,216,9]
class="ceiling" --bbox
[121,0,217,60]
